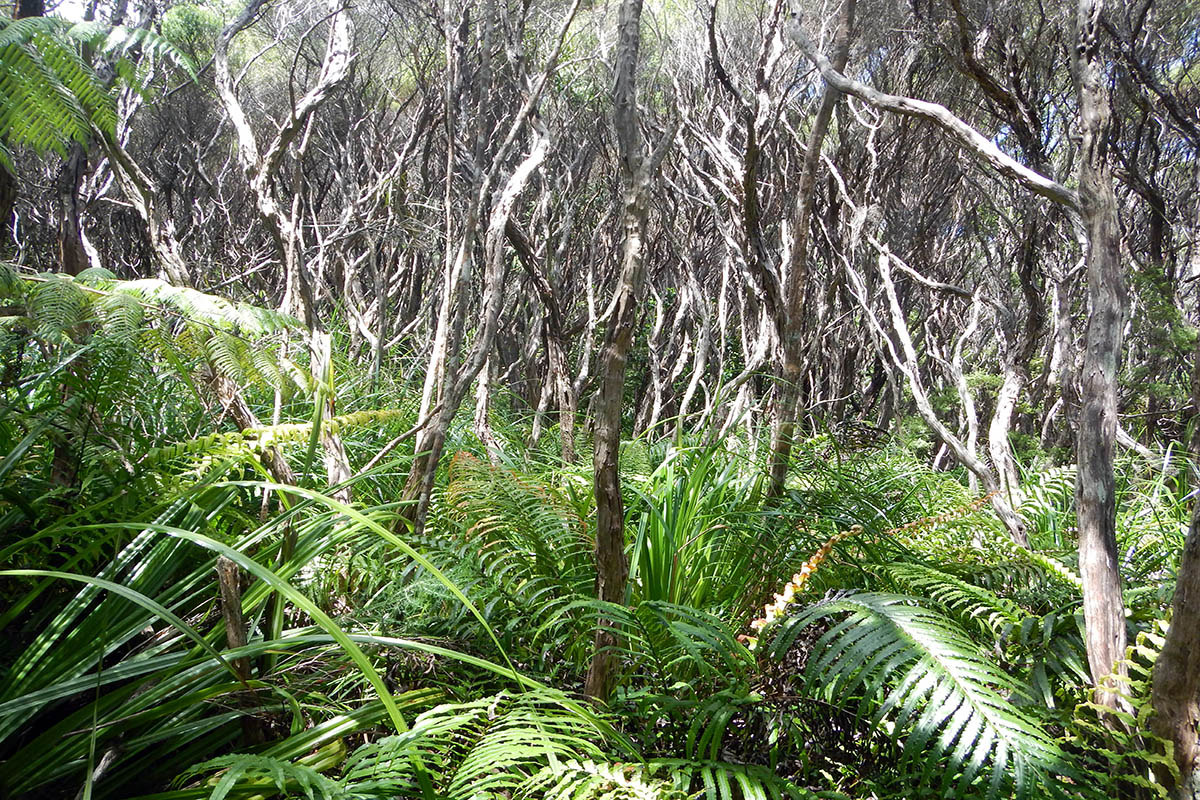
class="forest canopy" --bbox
[1,0,1199,798]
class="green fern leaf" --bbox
[768,591,1074,798]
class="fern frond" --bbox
[444,452,594,614]
[524,760,684,800]
[0,17,194,164]
[67,21,197,80]
[115,279,300,335]
[341,691,617,799]
[0,261,23,299]
[94,289,144,346]
[767,591,1073,798]
[875,562,1024,635]
[0,18,100,157]
[28,272,88,341]
[648,759,817,800]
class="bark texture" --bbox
[585,0,671,701]
[767,0,855,497]
[1151,220,1200,795]
[1151,505,1200,798]
[1072,0,1129,713]
[215,0,355,501]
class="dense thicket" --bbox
[2,0,1199,798]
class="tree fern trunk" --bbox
[55,145,89,276]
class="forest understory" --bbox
[2,0,1200,798]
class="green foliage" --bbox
[1065,624,1177,799]
[160,3,224,62]
[0,16,193,164]
[766,592,1075,799]
[3,291,1191,800]
[180,754,344,800]
[627,443,780,613]
[338,691,628,798]
[0,267,302,540]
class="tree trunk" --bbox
[215,0,355,501]
[1073,0,1129,714]
[1151,500,1200,797]
[0,164,15,243]
[767,0,854,497]
[1150,162,1200,798]
[585,0,669,701]
[56,145,89,276]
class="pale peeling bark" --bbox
[784,9,1079,213]
[988,367,1026,505]
[873,249,1027,546]
[824,158,1028,545]
[399,1,580,533]
[102,136,192,286]
[216,0,355,501]
[506,217,580,462]
[949,293,983,495]
[474,358,502,463]
[1072,0,1128,714]
[675,267,712,438]
[402,126,552,532]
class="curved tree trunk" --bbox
[1151,502,1200,798]
[1150,161,1200,798]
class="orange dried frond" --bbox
[744,491,998,650]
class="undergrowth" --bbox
[0,270,1190,800]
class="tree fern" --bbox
[28,272,89,343]
[766,592,1075,798]
[0,16,193,164]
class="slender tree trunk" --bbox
[0,165,14,244]
[474,357,502,463]
[988,366,1027,504]
[1073,0,1129,713]
[216,0,355,501]
[872,247,1027,545]
[549,335,577,462]
[767,0,854,497]
[585,0,672,701]
[103,136,192,285]
[56,146,89,276]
